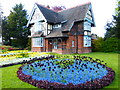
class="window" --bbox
[72,40,75,47]
[53,39,58,49]
[84,31,87,35]
[33,37,44,47]
[34,21,42,32]
[84,36,91,47]
[86,10,92,21]
[53,24,61,29]
[88,32,91,36]
[48,24,52,30]
[84,31,91,36]
[84,21,91,31]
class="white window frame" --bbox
[48,24,52,30]
[84,31,91,36]
[33,37,44,47]
[84,36,91,47]
[84,21,91,31]
[53,39,58,49]
[86,10,92,21]
[84,31,88,35]
[53,24,61,29]
[34,21,42,32]
[72,40,75,47]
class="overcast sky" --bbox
[0,0,117,37]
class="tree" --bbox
[104,1,120,53]
[105,1,120,39]
[7,3,30,48]
[92,37,104,52]
[2,16,11,45]
[0,3,3,45]
[102,37,119,52]
[51,6,66,12]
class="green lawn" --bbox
[0,52,119,89]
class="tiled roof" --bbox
[36,3,65,24]
[58,3,90,31]
[35,2,92,38]
[45,29,68,38]
[28,31,43,38]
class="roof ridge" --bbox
[35,2,91,13]
[35,3,57,13]
[57,2,91,13]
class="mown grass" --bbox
[0,52,119,89]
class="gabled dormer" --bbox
[84,4,95,32]
[27,4,48,36]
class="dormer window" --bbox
[53,24,61,29]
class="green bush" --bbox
[92,37,120,53]
[11,38,28,48]
[11,39,18,47]
[17,52,29,58]
[26,38,31,50]
[92,37,104,52]
[102,37,119,52]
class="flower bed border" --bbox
[17,56,115,89]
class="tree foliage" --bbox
[6,3,30,48]
[92,37,119,53]
[105,1,120,39]
[102,37,119,52]
[92,37,104,52]
[2,17,10,45]
[51,5,66,12]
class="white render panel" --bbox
[29,4,48,36]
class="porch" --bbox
[46,38,91,54]
[46,38,68,54]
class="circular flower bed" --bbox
[17,55,115,89]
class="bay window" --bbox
[84,36,91,47]
[33,37,44,47]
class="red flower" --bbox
[8,48,13,50]
[2,47,5,50]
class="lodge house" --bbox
[27,2,95,54]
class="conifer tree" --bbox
[7,3,30,48]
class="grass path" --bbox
[0,52,119,89]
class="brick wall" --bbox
[32,47,44,52]
[31,21,91,54]
[52,49,62,54]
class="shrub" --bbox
[102,37,119,52]
[17,52,29,58]
[26,38,31,50]
[92,37,104,52]
[92,37,120,53]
